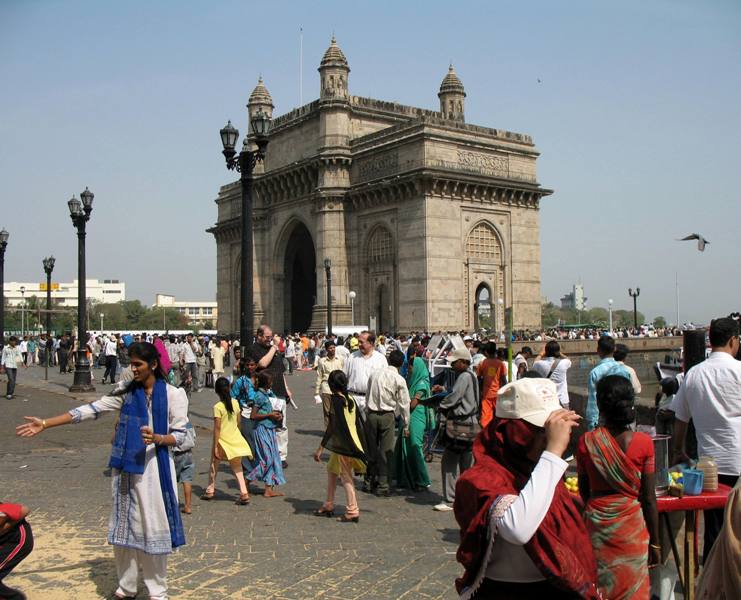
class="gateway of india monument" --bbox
[209,37,552,335]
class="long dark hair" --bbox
[328,370,352,412]
[215,377,233,414]
[113,341,166,396]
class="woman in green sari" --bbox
[394,355,434,490]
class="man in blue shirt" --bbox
[586,336,630,430]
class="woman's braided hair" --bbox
[596,374,636,427]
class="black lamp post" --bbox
[628,287,640,330]
[68,187,95,392]
[42,256,55,380]
[324,258,332,336]
[0,228,8,349]
[219,111,271,346]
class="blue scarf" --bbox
[109,378,185,548]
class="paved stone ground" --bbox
[2,365,461,599]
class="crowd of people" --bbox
[3,317,740,600]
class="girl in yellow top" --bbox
[202,377,253,505]
[313,370,367,522]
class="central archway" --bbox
[283,223,316,332]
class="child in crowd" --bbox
[313,370,367,523]
[232,357,258,474]
[202,378,253,505]
[247,372,286,497]
[0,501,33,600]
[174,420,196,514]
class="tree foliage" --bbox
[2,298,189,335]
[542,302,644,329]
[653,315,667,328]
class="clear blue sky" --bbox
[2,0,739,325]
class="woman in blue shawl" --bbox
[16,342,187,600]
[394,355,434,490]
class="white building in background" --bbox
[560,284,587,311]
[153,294,218,328]
[3,279,125,307]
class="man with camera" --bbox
[249,325,292,467]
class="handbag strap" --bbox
[547,358,561,379]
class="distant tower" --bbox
[318,35,350,101]
[438,64,466,122]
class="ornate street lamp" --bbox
[0,229,8,348]
[42,256,55,380]
[69,187,95,392]
[628,288,640,330]
[324,258,332,336]
[219,110,271,346]
[19,286,25,338]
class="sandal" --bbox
[337,514,360,523]
[200,492,214,501]
[313,507,334,517]
[235,494,250,505]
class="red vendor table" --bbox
[656,483,732,600]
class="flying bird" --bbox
[677,233,709,252]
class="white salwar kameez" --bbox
[69,384,188,600]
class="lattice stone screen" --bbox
[465,222,501,261]
[368,227,393,264]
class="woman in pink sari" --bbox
[576,375,660,600]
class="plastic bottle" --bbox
[697,456,718,492]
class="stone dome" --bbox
[320,36,349,70]
[248,76,274,107]
[438,64,465,96]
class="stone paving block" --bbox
[3,372,463,599]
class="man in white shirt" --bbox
[343,331,387,412]
[614,343,642,395]
[671,317,741,559]
[180,333,200,392]
[365,350,410,495]
[532,341,572,409]
[513,347,533,380]
[102,334,118,384]
[2,336,27,399]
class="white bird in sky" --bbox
[677,233,710,252]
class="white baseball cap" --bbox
[446,348,472,364]
[496,378,561,428]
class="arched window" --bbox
[466,222,502,262]
[368,227,393,264]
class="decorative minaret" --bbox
[318,35,350,101]
[246,76,273,175]
[438,64,466,122]
[314,36,352,330]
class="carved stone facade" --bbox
[209,38,552,334]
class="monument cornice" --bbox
[347,167,551,210]
[252,159,319,207]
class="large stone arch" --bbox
[464,220,506,332]
[364,224,396,333]
[273,217,317,333]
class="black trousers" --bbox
[103,355,118,383]
[58,350,68,373]
[0,521,34,600]
[703,473,739,561]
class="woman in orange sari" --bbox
[576,375,661,600]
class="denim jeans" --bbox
[5,368,17,397]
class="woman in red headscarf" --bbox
[454,378,600,599]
